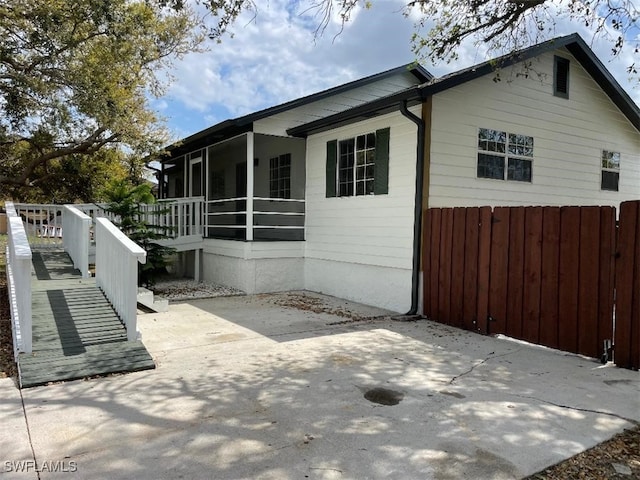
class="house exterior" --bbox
[155,33,640,314]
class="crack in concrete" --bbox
[19,387,41,480]
[449,349,522,385]
[511,394,640,425]
[309,466,343,473]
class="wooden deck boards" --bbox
[18,249,155,388]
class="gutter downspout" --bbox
[399,100,426,315]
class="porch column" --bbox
[246,132,254,241]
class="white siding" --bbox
[254,72,420,136]
[304,108,421,312]
[428,48,640,208]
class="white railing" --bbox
[5,202,32,355]
[143,197,204,239]
[63,206,92,278]
[73,203,114,223]
[203,196,305,240]
[95,217,146,341]
[13,203,64,248]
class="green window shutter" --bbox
[374,127,390,195]
[326,139,337,197]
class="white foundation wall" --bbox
[303,108,421,313]
[201,240,304,294]
[304,258,412,313]
[428,48,640,208]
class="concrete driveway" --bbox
[1,291,638,479]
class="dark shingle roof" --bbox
[287,33,640,137]
[160,63,432,157]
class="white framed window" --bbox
[477,128,533,182]
[338,133,376,196]
[269,153,291,199]
[601,150,620,191]
[326,127,389,198]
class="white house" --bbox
[155,33,640,314]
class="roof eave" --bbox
[287,87,423,137]
[565,40,640,132]
[420,33,639,132]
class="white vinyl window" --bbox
[269,153,291,199]
[477,128,533,182]
[601,150,620,191]
[338,132,376,196]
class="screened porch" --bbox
[158,132,306,242]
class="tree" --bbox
[309,0,638,77]
[103,180,175,288]
[13,147,134,204]
[0,0,205,197]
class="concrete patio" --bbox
[1,291,638,479]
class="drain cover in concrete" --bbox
[364,387,404,406]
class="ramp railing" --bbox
[63,206,92,278]
[5,202,32,355]
[95,218,146,341]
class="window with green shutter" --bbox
[325,127,389,197]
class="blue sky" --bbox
[155,1,639,142]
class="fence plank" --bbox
[506,207,525,340]
[614,202,640,368]
[632,214,640,370]
[489,207,510,334]
[539,207,560,349]
[522,207,543,344]
[598,207,616,361]
[577,207,600,359]
[422,210,432,317]
[463,208,480,331]
[450,208,466,328]
[438,209,453,324]
[476,207,492,334]
[558,207,580,353]
[615,202,636,368]
[429,209,442,321]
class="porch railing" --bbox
[204,197,305,241]
[141,196,204,240]
[5,202,32,355]
[63,205,92,278]
[95,217,146,341]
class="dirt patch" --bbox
[270,291,381,324]
[526,425,640,479]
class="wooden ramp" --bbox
[18,249,155,388]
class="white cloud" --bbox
[160,0,639,137]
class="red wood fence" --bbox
[616,202,640,369]
[423,202,639,370]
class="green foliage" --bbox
[6,148,139,203]
[104,180,175,288]
[0,0,204,197]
